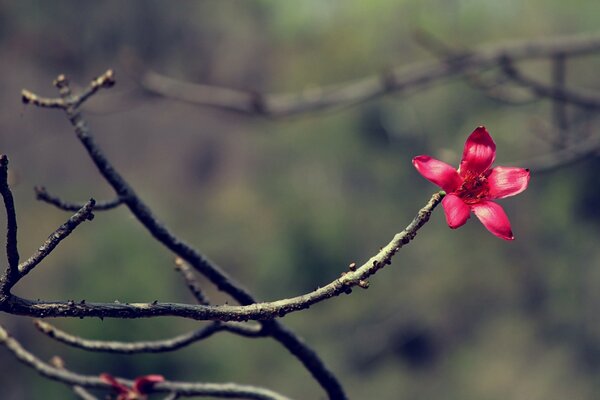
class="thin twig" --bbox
[138,33,600,117]
[50,356,99,400]
[21,70,115,109]
[17,199,95,279]
[514,133,600,174]
[35,186,123,212]
[0,155,20,280]
[552,53,569,147]
[34,320,262,354]
[0,323,292,400]
[3,192,443,322]
[174,257,210,305]
[500,57,600,109]
[413,29,540,105]
[23,72,351,399]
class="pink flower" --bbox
[100,373,165,400]
[412,126,530,240]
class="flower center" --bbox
[456,173,489,204]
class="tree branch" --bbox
[50,356,99,400]
[552,53,569,147]
[34,320,262,354]
[500,57,600,109]
[17,199,95,280]
[0,323,293,400]
[35,186,123,212]
[174,257,210,305]
[516,133,600,174]
[413,29,541,105]
[137,33,600,117]
[23,71,349,400]
[3,191,443,322]
[21,70,115,109]
[0,155,20,285]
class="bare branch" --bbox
[0,155,19,277]
[4,191,443,322]
[17,199,95,279]
[516,133,600,174]
[72,386,99,400]
[34,320,262,354]
[73,70,116,108]
[174,257,210,305]
[0,324,292,400]
[50,356,99,400]
[552,53,569,147]
[138,33,600,117]
[20,90,65,108]
[21,70,115,109]
[24,71,349,400]
[35,186,123,212]
[500,57,600,109]
[413,29,540,105]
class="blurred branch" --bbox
[135,32,600,117]
[413,29,540,105]
[50,356,99,400]
[174,257,210,305]
[35,186,123,212]
[22,71,348,400]
[415,29,600,109]
[3,191,443,321]
[516,133,600,174]
[500,57,600,109]
[552,53,569,147]
[34,320,262,354]
[0,324,292,400]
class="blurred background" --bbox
[1,1,600,399]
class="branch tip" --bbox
[92,69,116,89]
[53,74,69,89]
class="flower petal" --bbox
[471,201,514,240]
[487,166,530,199]
[133,374,165,394]
[442,193,471,229]
[459,126,496,177]
[413,155,462,192]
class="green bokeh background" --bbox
[1,1,599,399]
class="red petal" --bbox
[487,166,530,199]
[471,201,514,240]
[133,374,165,394]
[413,155,462,193]
[442,194,471,229]
[459,126,496,177]
[100,373,131,394]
